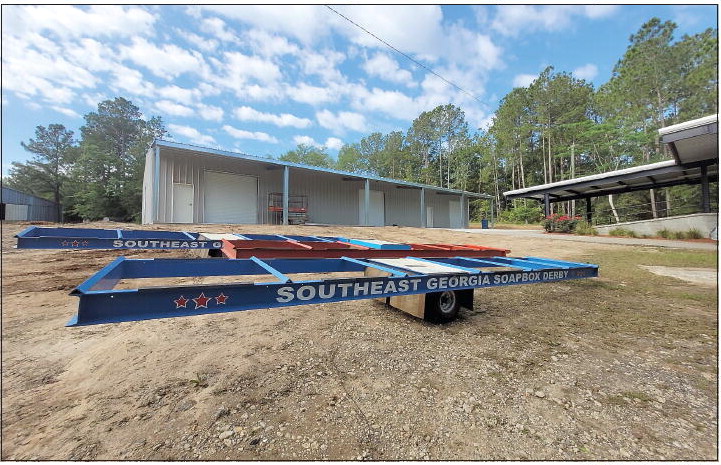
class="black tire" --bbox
[424,290,461,323]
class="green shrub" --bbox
[500,204,543,224]
[609,227,638,238]
[574,221,598,236]
[685,228,703,239]
[657,228,703,240]
[543,213,582,233]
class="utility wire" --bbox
[325,5,484,105]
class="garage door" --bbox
[203,171,258,224]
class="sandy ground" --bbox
[1,221,717,460]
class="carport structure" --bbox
[503,114,718,221]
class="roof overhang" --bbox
[504,159,718,203]
[153,139,491,199]
[659,114,718,166]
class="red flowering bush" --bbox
[543,213,582,233]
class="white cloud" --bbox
[222,124,278,143]
[168,124,216,146]
[109,65,156,97]
[204,5,330,44]
[184,32,219,53]
[285,83,337,106]
[332,6,445,60]
[197,103,224,122]
[120,37,205,79]
[325,137,343,150]
[512,74,537,88]
[362,52,415,87]
[491,5,618,37]
[234,106,312,128]
[51,106,81,118]
[155,100,194,117]
[293,135,321,148]
[3,5,156,39]
[243,28,299,57]
[156,85,197,104]
[583,5,619,19]
[300,49,346,84]
[573,63,598,81]
[352,87,419,121]
[316,109,367,134]
[201,17,237,43]
[209,51,283,98]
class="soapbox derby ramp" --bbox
[67,255,598,327]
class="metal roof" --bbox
[659,114,718,166]
[154,139,491,198]
[504,160,718,202]
[504,114,718,203]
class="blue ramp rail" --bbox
[67,256,598,326]
[15,226,224,249]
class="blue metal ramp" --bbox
[67,255,598,326]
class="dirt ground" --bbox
[1,221,717,460]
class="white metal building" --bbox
[142,140,490,228]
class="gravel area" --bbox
[2,221,717,460]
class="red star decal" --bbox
[60,240,69,246]
[71,240,80,247]
[174,296,189,308]
[192,293,210,309]
[82,240,89,246]
[215,293,229,305]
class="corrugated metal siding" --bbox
[1,187,59,221]
[151,146,468,227]
[287,169,359,225]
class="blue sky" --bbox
[2,4,717,176]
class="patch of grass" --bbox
[657,228,705,240]
[574,221,598,236]
[684,228,704,239]
[189,372,208,388]
[609,227,637,237]
[657,228,672,239]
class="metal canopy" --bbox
[504,114,719,204]
[504,160,718,203]
[659,114,718,166]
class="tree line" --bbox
[5,18,717,223]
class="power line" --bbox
[325,5,484,105]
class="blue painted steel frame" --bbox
[67,256,598,327]
[16,227,346,250]
[16,226,224,250]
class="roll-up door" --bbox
[203,171,258,224]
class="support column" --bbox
[700,164,710,213]
[364,178,370,226]
[420,188,426,228]
[282,166,289,225]
[461,194,468,228]
[153,145,160,223]
[543,193,550,217]
[585,197,593,223]
[490,198,494,228]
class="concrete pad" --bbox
[638,265,718,286]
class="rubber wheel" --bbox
[424,290,461,323]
